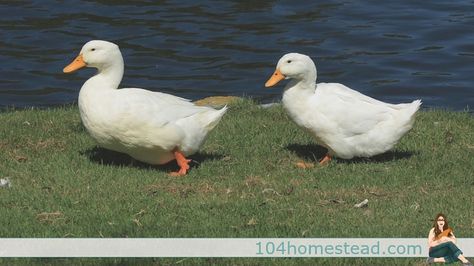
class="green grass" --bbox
[0,99,473,265]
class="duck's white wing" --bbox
[96,88,215,151]
[315,83,396,136]
[114,88,213,127]
[318,82,398,107]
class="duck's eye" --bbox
[287,60,292,63]
[91,48,96,51]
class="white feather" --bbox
[273,53,421,159]
[71,40,227,165]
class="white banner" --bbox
[0,238,472,257]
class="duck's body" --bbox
[78,86,226,165]
[65,40,227,174]
[266,53,421,162]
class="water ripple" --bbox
[0,0,473,110]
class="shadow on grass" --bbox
[286,143,328,162]
[286,143,416,164]
[81,146,224,172]
[342,150,416,164]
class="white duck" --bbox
[64,40,227,175]
[265,53,421,164]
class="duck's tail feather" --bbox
[396,99,422,137]
[202,105,228,132]
[176,105,228,155]
[410,99,422,112]
[406,99,422,124]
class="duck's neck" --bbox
[283,81,315,109]
[286,79,316,92]
[284,63,317,93]
[84,57,124,91]
[282,71,317,116]
[284,72,317,99]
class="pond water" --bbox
[1,0,473,110]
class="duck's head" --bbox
[265,53,317,87]
[63,40,123,73]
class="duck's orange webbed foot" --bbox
[169,150,191,176]
[295,161,315,169]
[319,154,332,165]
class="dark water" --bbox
[1,1,473,110]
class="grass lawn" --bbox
[0,99,473,265]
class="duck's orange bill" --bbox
[265,68,285,87]
[63,54,86,73]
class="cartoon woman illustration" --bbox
[427,213,472,265]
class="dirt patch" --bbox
[194,96,240,108]
[36,211,64,224]
[244,175,265,188]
